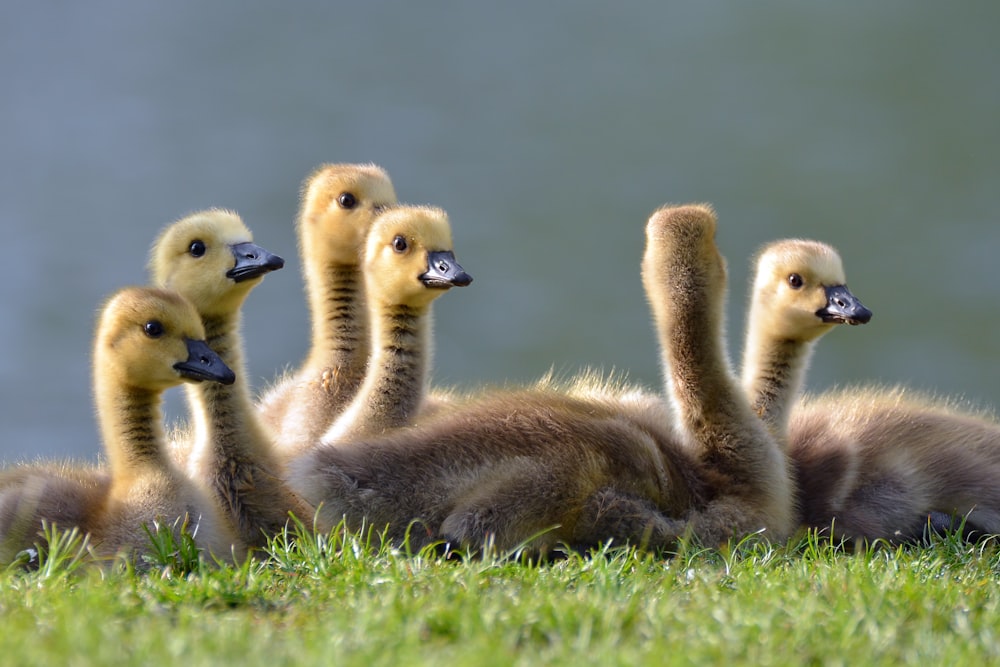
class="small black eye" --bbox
[392,235,408,253]
[144,320,165,338]
[788,273,804,289]
[337,192,357,209]
[189,240,206,257]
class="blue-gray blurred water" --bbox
[2,1,999,462]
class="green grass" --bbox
[3,522,1000,666]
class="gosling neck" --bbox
[185,310,274,463]
[304,261,370,390]
[644,236,779,483]
[657,274,737,432]
[96,379,171,490]
[324,303,431,442]
[741,328,815,445]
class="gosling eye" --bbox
[337,192,357,209]
[392,235,408,253]
[189,240,207,258]
[143,320,165,338]
[787,273,804,289]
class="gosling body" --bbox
[0,461,109,563]
[790,388,1000,541]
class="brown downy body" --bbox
[790,387,1000,542]
[0,461,109,564]
[291,382,705,554]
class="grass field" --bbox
[2,520,999,666]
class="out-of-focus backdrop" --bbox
[2,2,998,461]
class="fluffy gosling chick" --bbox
[150,209,313,547]
[741,239,871,444]
[641,204,797,544]
[320,205,472,444]
[92,288,241,561]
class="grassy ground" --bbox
[2,521,999,666]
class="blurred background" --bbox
[2,1,998,461]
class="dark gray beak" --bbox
[174,338,236,385]
[226,242,285,283]
[420,251,473,289]
[817,285,872,325]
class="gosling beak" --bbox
[817,285,872,326]
[174,338,236,385]
[420,251,473,289]
[226,242,285,283]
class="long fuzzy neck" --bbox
[665,292,734,424]
[323,303,431,442]
[642,223,783,488]
[184,311,313,542]
[741,329,815,445]
[259,261,369,454]
[96,378,170,492]
[642,209,794,543]
[305,262,370,391]
[185,312,275,468]
[645,245,743,447]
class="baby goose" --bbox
[0,288,242,563]
[640,204,796,544]
[90,287,242,561]
[257,164,398,453]
[320,205,471,443]
[733,239,985,542]
[150,209,313,547]
[740,239,872,444]
[290,204,790,553]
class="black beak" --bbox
[817,285,872,326]
[226,242,285,283]
[420,251,473,289]
[174,338,236,385]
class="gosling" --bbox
[319,205,472,444]
[2,288,243,564]
[150,209,313,547]
[257,164,398,453]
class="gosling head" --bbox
[751,239,872,343]
[94,287,236,391]
[364,205,473,311]
[298,163,398,266]
[149,209,284,319]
